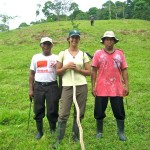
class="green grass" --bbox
[0,19,150,150]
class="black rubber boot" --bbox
[53,121,66,149]
[35,121,43,139]
[96,119,103,139]
[116,119,126,141]
[72,119,79,142]
[49,121,56,135]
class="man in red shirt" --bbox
[91,31,129,141]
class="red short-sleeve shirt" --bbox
[92,49,128,96]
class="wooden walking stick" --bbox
[71,70,85,150]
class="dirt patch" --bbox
[31,30,50,41]
[119,29,148,35]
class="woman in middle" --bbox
[54,30,91,148]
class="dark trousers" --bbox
[94,96,125,120]
[33,82,60,123]
[91,20,94,26]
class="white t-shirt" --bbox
[30,53,58,82]
[57,49,90,86]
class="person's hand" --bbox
[29,96,32,102]
[73,66,81,72]
[65,62,76,69]
[123,87,129,96]
[29,89,34,102]
[92,87,97,97]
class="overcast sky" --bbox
[0,0,124,30]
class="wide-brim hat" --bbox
[100,31,119,44]
[40,37,53,44]
[69,30,80,38]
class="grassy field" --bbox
[0,19,150,150]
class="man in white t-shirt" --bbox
[29,37,60,139]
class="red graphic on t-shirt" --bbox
[37,61,47,67]
[49,60,55,67]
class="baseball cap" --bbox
[40,37,53,44]
[69,30,80,38]
[100,31,119,44]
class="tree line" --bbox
[28,0,150,23]
[0,0,150,31]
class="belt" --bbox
[35,81,57,86]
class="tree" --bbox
[125,0,134,19]
[97,7,109,20]
[47,13,58,22]
[76,11,88,20]
[54,1,61,20]
[133,0,150,20]
[102,1,116,19]
[69,2,79,12]
[87,7,99,19]
[115,1,124,19]
[0,24,9,32]
[56,0,71,15]
[42,0,71,21]
[18,22,29,28]
[0,14,17,31]
[42,1,54,18]
[36,4,42,22]
[69,2,80,20]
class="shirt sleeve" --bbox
[57,51,65,63]
[52,54,58,67]
[83,52,90,63]
[121,51,128,69]
[91,50,99,68]
[30,56,35,71]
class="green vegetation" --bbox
[0,19,150,150]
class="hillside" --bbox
[0,20,150,150]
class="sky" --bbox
[0,0,125,30]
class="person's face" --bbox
[40,41,53,55]
[69,35,80,47]
[103,37,115,50]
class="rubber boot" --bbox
[116,119,126,141]
[49,121,56,135]
[53,121,66,149]
[35,121,43,139]
[96,119,103,139]
[72,119,79,142]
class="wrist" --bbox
[124,84,128,88]
[62,66,67,71]
[92,85,95,89]
[29,88,33,91]
[79,68,82,73]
